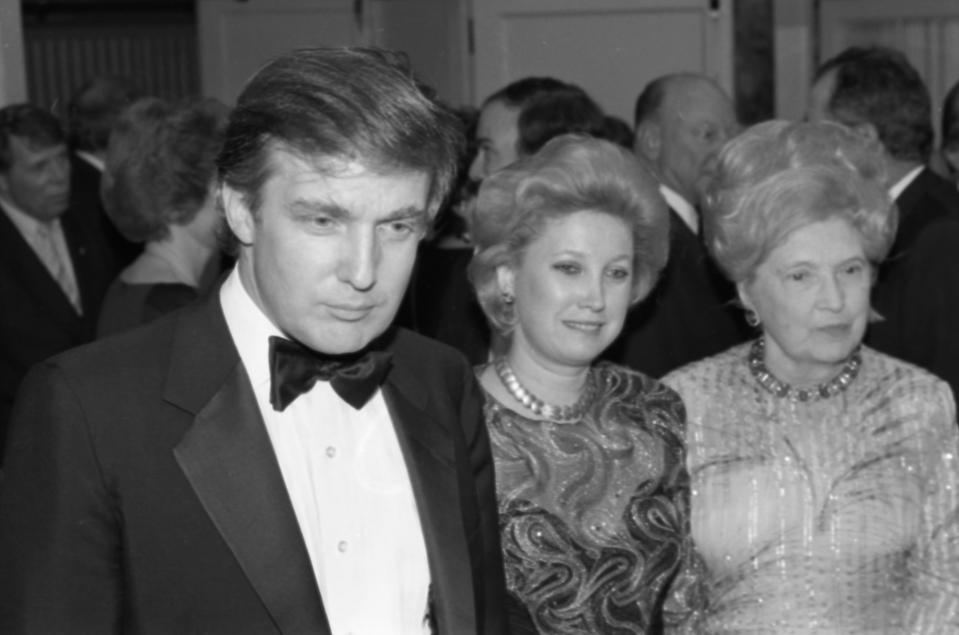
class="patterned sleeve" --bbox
[649,375,709,634]
[906,383,959,633]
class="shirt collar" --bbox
[658,184,699,234]
[75,150,105,173]
[0,195,58,239]
[888,165,924,201]
[220,267,284,390]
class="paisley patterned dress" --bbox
[480,362,699,634]
[664,343,959,634]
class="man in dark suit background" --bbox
[67,75,143,271]
[808,46,959,401]
[605,73,749,377]
[0,104,114,457]
[0,48,516,634]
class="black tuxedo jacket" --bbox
[605,208,750,377]
[0,206,114,456]
[866,167,959,400]
[0,290,510,634]
[69,153,141,271]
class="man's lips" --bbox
[327,304,376,321]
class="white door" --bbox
[0,0,26,104]
[365,0,471,106]
[198,0,468,106]
[198,0,358,104]
[470,0,733,121]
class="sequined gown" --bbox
[664,342,959,634]
[480,362,698,634]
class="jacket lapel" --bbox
[166,295,331,635]
[60,206,110,319]
[383,363,477,634]
[0,208,84,331]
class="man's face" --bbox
[653,80,738,205]
[469,99,520,182]
[225,146,431,354]
[0,136,70,221]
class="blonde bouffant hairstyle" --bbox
[468,134,669,335]
[702,119,897,284]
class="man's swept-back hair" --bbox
[216,47,464,219]
[484,77,606,157]
[67,75,141,153]
[814,46,933,164]
[0,104,65,172]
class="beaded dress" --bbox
[480,361,699,634]
[664,342,959,634]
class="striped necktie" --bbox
[35,222,82,314]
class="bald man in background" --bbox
[606,73,749,376]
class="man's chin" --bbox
[296,324,387,355]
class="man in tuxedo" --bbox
[808,46,959,401]
[605,73,749,377]
[67,75,143,271]
[0,48,515,634]
[0,104,114,458]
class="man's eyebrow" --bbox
[289,199,427,223]
[289,199,348,218]
[382,206,428,221]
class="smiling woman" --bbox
[664,120,959,633]
[468,134,703,634]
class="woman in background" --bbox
[97,96,227,336]
[470,134,700,633]
[665,120,959,633]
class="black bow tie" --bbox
[268,335,393,412]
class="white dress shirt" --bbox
[220,269,431,634]
[659,184,699,235]
[1,198,82,313]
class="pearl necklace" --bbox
[748,338,861,402]
[494,357,595,423]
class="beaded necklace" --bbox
[494,356,595,423]
[748,338,861,402]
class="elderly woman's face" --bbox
[500,210,633,369]
[739,217,871,386]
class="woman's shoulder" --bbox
[594,360,679,397]
[593,361,686,420]
[662,342,752,391]
[860,346,956,410]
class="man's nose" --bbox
[337,227,378,291]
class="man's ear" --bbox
[220,183,256,246]
[496,264,515,297]
[634,121,662,162]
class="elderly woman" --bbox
[469,134,699,633]
[664,120,959,633]
[96,97,228,337]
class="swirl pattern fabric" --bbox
[664,343,959,634]
[481,362,698,634]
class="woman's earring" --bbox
[745,310,760,328]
